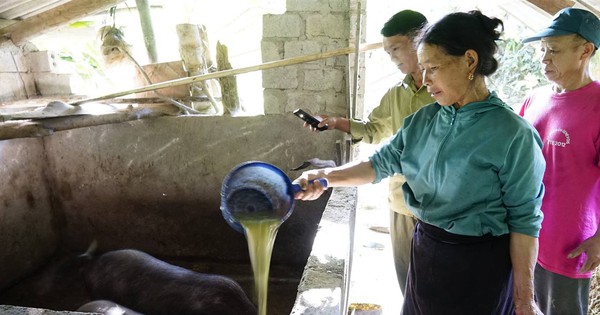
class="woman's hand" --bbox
[293,160,376,200]
[293,169,328,200]
[510,233,543,315]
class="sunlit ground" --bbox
[345,143,400,314]
[351,181,401,314]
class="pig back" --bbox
[84,249,257,315]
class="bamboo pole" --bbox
[350,1,363,120]
[136,0,158,63]
[342,3,362,314]
[70,42,382,106]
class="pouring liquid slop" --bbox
[225,187,280,315]
[221,161,327,315]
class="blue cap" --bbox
[522,8,600,49]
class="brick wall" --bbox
[0,41,76,103]
[261,0,365,117]
[0,42,36,102]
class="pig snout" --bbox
[83,249,257,315]
[77,300,144,315]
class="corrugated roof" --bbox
[0,0,71,20]
[1,0,600,45]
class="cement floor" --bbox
[348,178,403,315]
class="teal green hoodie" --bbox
[370,92,545,237]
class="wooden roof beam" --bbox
[525,0,575,15]
[0,0,125,46]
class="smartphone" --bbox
[293,109,328,131]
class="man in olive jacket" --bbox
[305,10,434,294]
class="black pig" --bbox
[83,249,257,315]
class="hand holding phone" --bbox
[293,109,328,131]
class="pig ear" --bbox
[79,240,98,260]
[68,240,98,275]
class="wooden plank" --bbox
[0,0,126,45]
[0,18,17,29]
[525,0,575,15]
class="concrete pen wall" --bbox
[0,114,341,313]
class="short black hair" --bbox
[380,10,428,37]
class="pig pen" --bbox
[0,110,355,315]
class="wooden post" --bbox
[216,41,242,115]
[176,23,222,114]
[135,0,158,63]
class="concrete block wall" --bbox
[26,51,62,73]
[26,50,75,96]
[0,41,77,102]
[0,42,36,102]
[261,0,353,117]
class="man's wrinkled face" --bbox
[383,34,420,75]
[539,34,593,85]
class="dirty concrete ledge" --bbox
[0,305,96,315]
[291,187,357,315]
[0,101,179,141]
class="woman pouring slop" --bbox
[294,10,545,315]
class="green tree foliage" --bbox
[488,38,549,108]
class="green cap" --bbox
[522,8,600,49]
[380,10,427,37]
